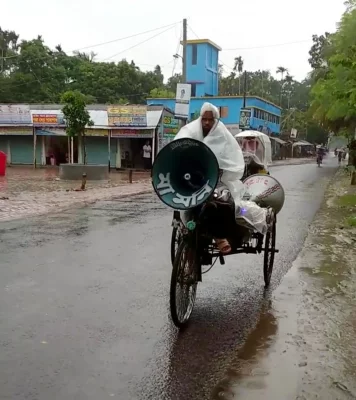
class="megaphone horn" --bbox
[152,138,220,210]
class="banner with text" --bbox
[163,116,179,137]
[32,113,65,125]
[111,129,152,139]
[107,105,147,127]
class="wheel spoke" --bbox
[170,242,198,327]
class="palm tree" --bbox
[233,56,244,95]
[283,74,294,109]
[284,74,293,84]
[276,66,288,81]
[73,50,97,62]
[276,67,288,106]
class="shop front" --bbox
[107,105,159,169]
[32,111,67,166]
[0,127,34,165]
[111,129,153,169]
[0,104,33,164]
[84,129,109,165]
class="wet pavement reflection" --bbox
[0,158,339,399]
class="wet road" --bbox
[0,159,338,400]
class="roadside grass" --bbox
[337,193,356,207]
[345,214,356,227]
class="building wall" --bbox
[146,96,281,134]
[186,42,219,97]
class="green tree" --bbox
[308,33,333,82]
[0,29,167,104]
[309,3,356,146]
[233,56,244,94]
[166,73,182,93]
[61,90,93,165]
[149,88,175,98]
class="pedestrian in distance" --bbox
[142,140,152,170]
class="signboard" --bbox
[111,129,152,139]
[0,127,32,135]
[35,128,66,136]
[174,83,191,119]
[85,129,108,137]
[0,104,31,124]
[32,113,65,125]
[163,116,179,137]
[290,128,298,138]
[239,108,251,130]
[107,105,147,127]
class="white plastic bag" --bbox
[235,200,267,235]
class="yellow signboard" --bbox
[85,129,108,137]
[0,127,32,135]
[107,105,147,127]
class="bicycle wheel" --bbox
[170,226,182,266]
[263,212,277,287]
[170,240,198,328]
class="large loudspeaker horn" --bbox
[152,138,219,210]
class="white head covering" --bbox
[174,102,246,203]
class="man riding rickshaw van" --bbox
[152,102,285,326]
[235,130,272,179]
[166,102,281,255]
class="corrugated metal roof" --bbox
[87,110,108,127]
[270,137,286,144]
[147,110,162,128]
[293,141,313,146]
[0,104,162,129]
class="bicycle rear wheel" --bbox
[170,241,198,328]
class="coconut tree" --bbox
[276,66,288,81]
[233,56,244,95]
[276,66,289,106]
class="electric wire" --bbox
[103,25,177,61]
[0,21,181,60]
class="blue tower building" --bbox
[184,39,221,97]
[147,38,281,137]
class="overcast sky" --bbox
[3,0,346,83]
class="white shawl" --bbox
[174,103,246,204]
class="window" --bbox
[191,83,196,97]
[253,108,280,124]
[219,106,228,118]
[192,44,197,65]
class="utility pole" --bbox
[182,18,187,83]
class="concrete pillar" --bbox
[41,136,46,165]
[116,138,121,168]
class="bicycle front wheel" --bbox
[170,241,198,328]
